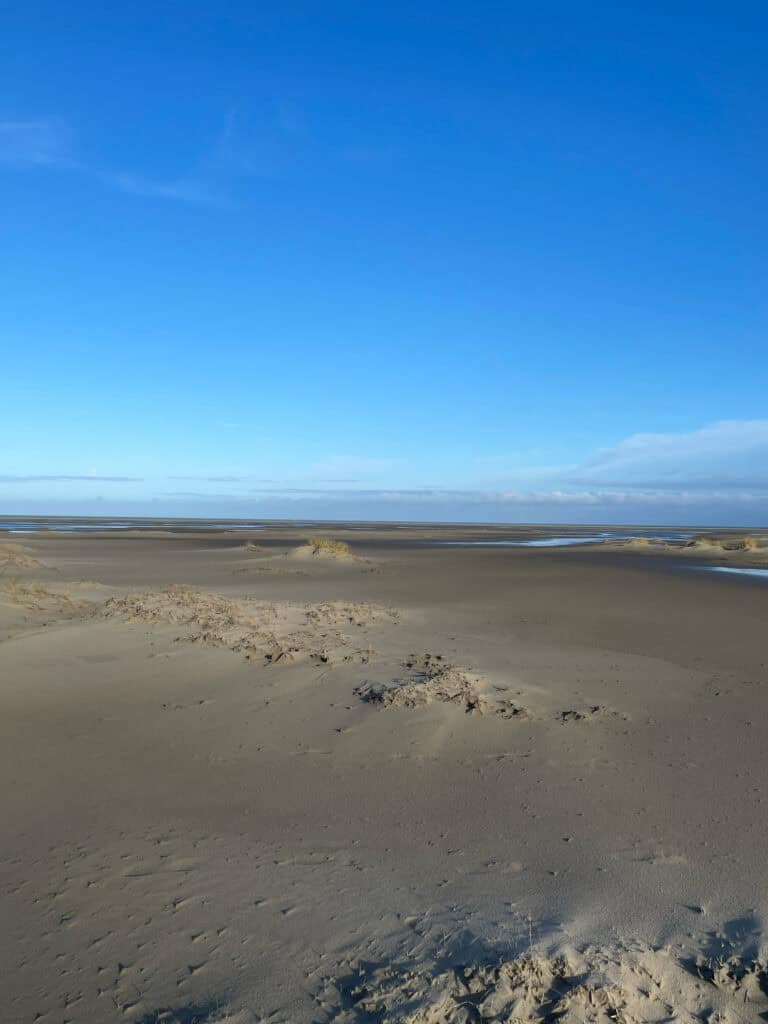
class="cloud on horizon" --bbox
[163,486,768,508]
[0,474,143,482]
[568,420,768,490]
[3,420,768,525]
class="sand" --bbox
[2,525,768,1023]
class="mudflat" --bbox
[2,523,768,1023]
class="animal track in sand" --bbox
[559,705,607,723]
[558,704,628,724]
[101,587,398,669]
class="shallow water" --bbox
[435,530,694,548]
[2,521,137,533]
[0,518,265,533]
[437,537,607,547]
[697,566,768,580]
[0,519,698,544]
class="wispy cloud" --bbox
[164,491,243,499]
[236,486,768,507]
[106,172,225,205]
[169,476,245,483]
[0,474,142,482]
[0,116,224,205]
[1,105,393,206]
[153,485,768,532]
[6,421,768,525]
[569,420,768,490]
[0,119,73,167]
[472,420,768,494]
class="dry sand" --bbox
[2,525,768,1023]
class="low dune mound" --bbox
[0,580,90,614]
[102,586,396,667]
[687,534,767,552]
[603,534,768,558]
[606,536,672,551]
[102,585,255,631]
[307,537,352,556]
[321,947,768,1024]
[240,537,377,572]
[305,600,400,628]
[288,537,364,562]
[0,541,45,570]
[356,654,621,724]
[102,587,305,664]
[103,587,395,632]
[356,653,528,719]
[324,954,575,1024]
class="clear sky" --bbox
[2,3,767,524]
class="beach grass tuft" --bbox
[307,537,351,556]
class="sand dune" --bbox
[101,585,398,667]
[290,539,349,558]
[0,539,45,570]
[603,533,768,562]
[320,944,768,1023]
[1,579,89,613]
[234,537,375,577]
[355,654,623,726]
[356,654,530,719]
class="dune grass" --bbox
[0,579,78,611]
[307,537,351,556]
[724,535,761,551]
[691,535,764,551]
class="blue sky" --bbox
[2,3,767,524]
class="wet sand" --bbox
[2,524,768,1022]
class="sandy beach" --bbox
[2,522,768,1023]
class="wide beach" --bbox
[2,521,768,1022]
